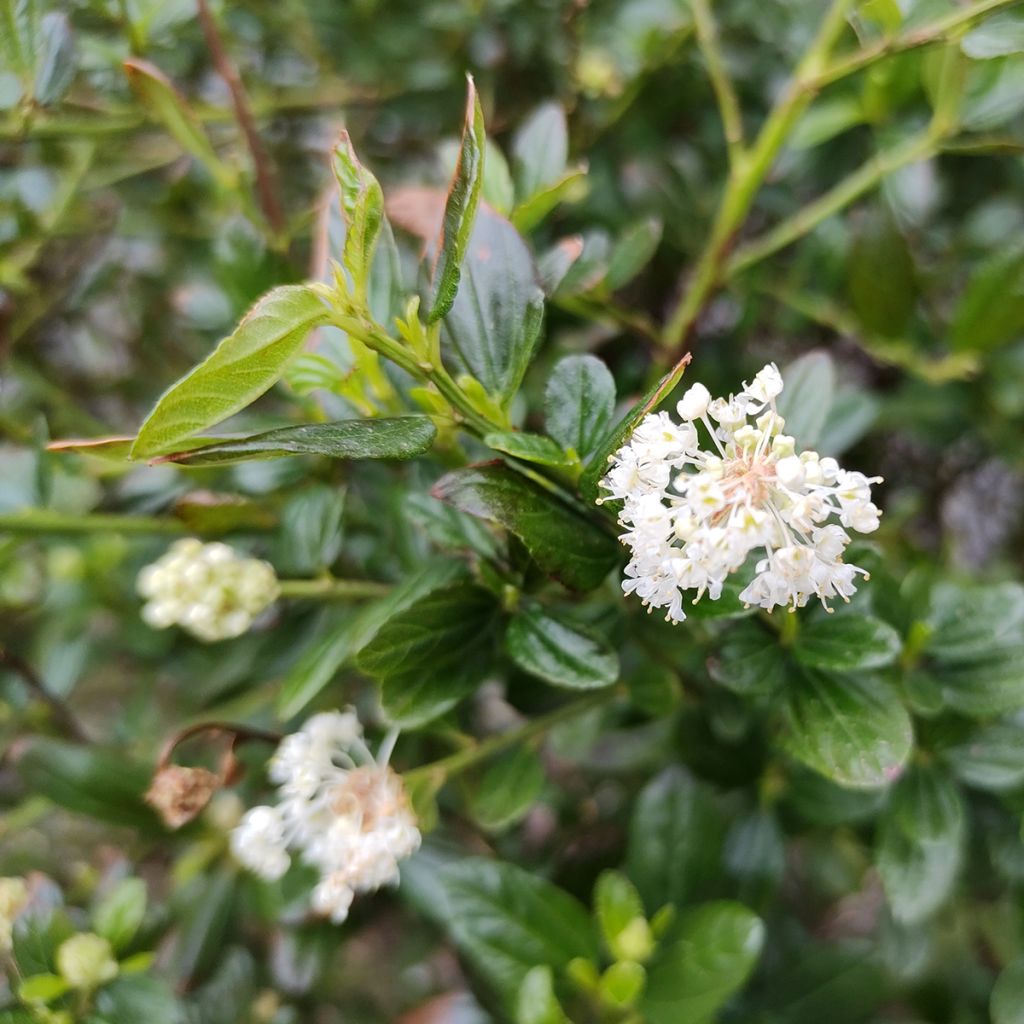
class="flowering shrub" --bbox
[4,0,1024,1022]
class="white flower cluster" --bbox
[599,363,881,621]
[137,539,279,642]
[230,711,421,924]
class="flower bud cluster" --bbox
[137,539,279,642]
[230,711,421,924]
[600,363,882,621]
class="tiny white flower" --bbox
[599,363,882,620]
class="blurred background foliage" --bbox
[3,0,1024,1021]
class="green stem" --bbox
[277,577,393,600]
[691,0,745,165]
[725,128,940,277]
[661,0,856,351]
[0,510,188,535]
[404,689,615,786]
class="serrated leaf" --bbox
[776,351,835,449]
[941,722,1024,791]
[432,463,618,591]
[132,286,330,458]
[429,76,486,323]
[93,879,147,953]
[484,431,571,467]
[781,670,912,789]
[332,130,385,295]
[505,606,619,689]
[512,101,569,203]
[640,902,764,1024]
[794,615,901,671]
[357,583,500,727]
[707,619,788,697]
[436,858,599,1013]
[626,766,722,913]
[469,746,545,832]
[544,354,616,463]
[580,354,691,503]
[950,244,1024,352]
[439,205,545,402]
[123,59,232,187]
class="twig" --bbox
[0,511,188,535]
[277,577,393,600]
[691,0,745,166]
[195,0,286,236]
[0,648,89,742]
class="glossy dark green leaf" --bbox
[847,211,916,337]
[776,351,835,449]
[992,959,1024,1024]
[16,739,162,831]
[707,619,788,696]
[887,763,964,843]
[511,101,569,203]
[950,244,1024,352]
[436,857,598,1013]
[626,766,722,913]
[332,130,385,293]
[925,581,1024,659]
[544,354,616,462]
[439,205,545,401]
[781,670,912,789]
[484,431,571,467]
[357,583,500,727]
[157,417,435,466]
[605,218,662,291]
[469,746,545,832]
[433,464,618,591]
[132,286,330,458]
[794,614,901,671]
[505,606,619,689]
[640,902,764,1024]
[935,645,1024,717]
[941,722,1024,791]
[93,879,147,953]
[580,354,692,503]
[429,76,486,323]
[93,975,180,1024]
[12,910,74,978]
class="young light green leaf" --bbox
[123,59,233,188]
[469,746,545,832]
[332,131,385,295]
[776,351,835,449]
[429,75,486,323]
[93,879,147,954]
[505,605,619,689]
[600,960,646,1007]
[781,670,912,789]
[19,974,70,1004]
[155,417,436,466]
[432,463,618,591]
[511,169,589,234]
[595,871,652,963]
[794,614,902,671]
[517,965,570,1024]
[544,354,616,462]
[436,857,599,1013]
[640,902,764,1024]
[512,101,569,203]
[484,431,572,468]
[131,286,330,458]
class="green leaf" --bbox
[791,96,866,149]
[781,670,913,789]
[429,75,486,323]
[935,646,1024,717]
[469,746,545,832]
[132,286,330,459]
[512,169,589,235]
[605,218,662,291]
[595,871,652,963]
[887,763,963,843]
[439,205,545,402]
[538,236,584,296]
[580,354,691,503]
[93,974,181,1024]
[640,902,764,1024]
[275,484,345,576]
[962,12,1024,59]
[93,879,147,953]
[158,416,437,466]
[169,868,238,985]
[123,59,233,188]
[776,351,835,449]
[517,965,569,1024]
[545,355,616,462]
[18,973,70,1004]
[484,431,571,467]
[626,767,722,913]
[357,583,500,727]
[941,722,1024,791]
[847,211,916,337]
[33,12,75,106]
[433,463,618,591]
[332,130,385,294]
[794,615,901,671]
[505,606,619,690]
[436,857,599,1013]
[16,738,162,830]
[12,910,74,978]
[708,619,789,697]
[950,244,1024,352]
[993,959,1024,1024]
[925,581,1024,659]
[512,101,569,203]
[277,614,361,720]
[482,139,515,214]
[0,0,39,78]
[600,960,646,1007]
